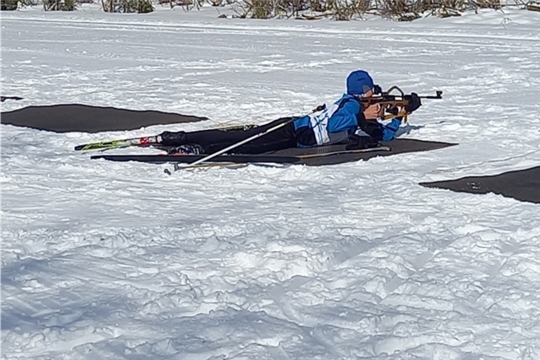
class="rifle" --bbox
[365,86,443,123]
[310,86,442,122]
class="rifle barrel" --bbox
[419,91,443,99]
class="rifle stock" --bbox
[363,86,443,122]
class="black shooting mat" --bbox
[1,104,207,133]
[419,166,540,205]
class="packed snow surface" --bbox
[2,6,540,359]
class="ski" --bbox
[91,146,391,168]
[296,146,391,159]
[91,153,302,164]
[173,146,391,170]
[73,124,260,152]
[74,136,161,151]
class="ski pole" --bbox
[174,117,297,171]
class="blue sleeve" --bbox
[327,100,361,133]
[292,115,310,130]
[380,118,401,141]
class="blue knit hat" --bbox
[346,70,374,96]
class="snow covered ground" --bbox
[2,5,540,359]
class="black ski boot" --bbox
[167,144,204,155]
[159,131,187,146]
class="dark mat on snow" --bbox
[92,139,456,166]
[419,166,540,204]
[1,104,207,133]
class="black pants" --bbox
[182,117,299,154]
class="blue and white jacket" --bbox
[293,94,401,147]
